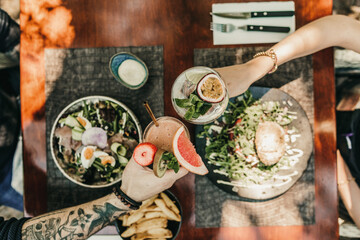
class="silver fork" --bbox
[210,22,290,33]
[211,22,245,32]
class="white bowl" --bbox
[50,96,142,188]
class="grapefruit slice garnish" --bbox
[172,126,208,175]
[196,73,226,103]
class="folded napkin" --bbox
[212,1,295,45]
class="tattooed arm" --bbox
[21,158,188,240]
[21,193,129,240]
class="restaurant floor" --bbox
[0,0,360,239]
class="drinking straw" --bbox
[143,101,159,127]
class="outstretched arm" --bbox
[274,15,360,65]
[21,158,188,240]
[21,193,129,240]
[217,15,360,97]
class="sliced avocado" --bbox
[117,155,129,166]
[65,115,81,128]
[111,143,127,156]
[153,149,167,178]
[111,142,121,153]
[118,145,127,156]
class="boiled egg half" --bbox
[76,116,92,129]
[100,156,116,167]
[81,146,97,169]
[93,151,116,167]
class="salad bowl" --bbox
[50,96,142,188]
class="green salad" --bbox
[198,91,297,185]
[53,100,139,185]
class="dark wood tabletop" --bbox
[20,0,337,239]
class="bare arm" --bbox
[21,193,130,240]
[273,15,360,64]
[217,15,360,97]
[337,150,360,228]
[21,158,188,239]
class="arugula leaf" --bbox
[189,93,200,104]
[198,102,212,115]
[167,158,180,173]
[161,152,172,161]
[184,105,195,120]
[162,152,180,173]
[257,162,276,170]
[175,98,192,108]
[195,101,203,112]
[192,112,201,119]
[175,91,213,120]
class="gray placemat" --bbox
[194,47,315,227]
[45,46,164,211]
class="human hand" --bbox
[120,157,188,202]
[215,57,273,98]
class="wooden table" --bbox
[20,0,337,239]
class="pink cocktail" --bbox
[143,116,190,152]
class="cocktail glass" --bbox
[143,116,190,152]
[171,66,229,125]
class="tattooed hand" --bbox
[120,157,188,202]
[21,194,127,240]
[21,153,187,239]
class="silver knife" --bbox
[211,11,295,19]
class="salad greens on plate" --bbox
[198,91,298,185]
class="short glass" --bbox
[143,116,190,152]
[171,66,229,125]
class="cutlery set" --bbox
[211,10,294,33]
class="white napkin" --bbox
[212,1,295,45]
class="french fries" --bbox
[154,199,181,222]
[160,193,180,215]
[130,228,172,240]
[119,193,181,239]
[127,211,145,226]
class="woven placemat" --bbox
[194,47,315,227]
[45,46,164,211]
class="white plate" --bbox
[197,87,313,200]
